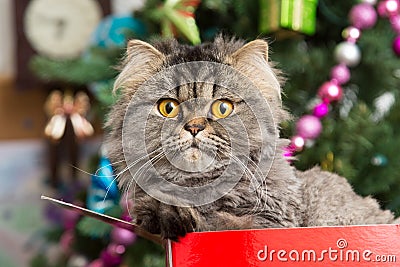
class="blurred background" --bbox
[1,0,399,266]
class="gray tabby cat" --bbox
[105,36,397,241]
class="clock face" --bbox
[24,0,102,59]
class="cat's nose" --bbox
[184,118,206,137]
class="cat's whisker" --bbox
[100,148,165,207]
[245,158,267,195]
[124,153,162,194]
[125,149,180,218]
[212,152,262,215]
[136,152,174,187]
[134,152,167,182]
[102,171,127,203]
[114,147,164,180]
[113,148,165,206]
[228,154,267,215]
[229,154,264,191]
[164,148,181,168]
[125,150,169,203]
[70,159,126,178]
[208,134,230,146]
[123,151,167,218]
[239,154,268,190]
[94,159,125,176]
[69,165,100,177]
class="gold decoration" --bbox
[44,90,94,140]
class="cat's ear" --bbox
[229,39,289,122]
[126,39,164,61]
[229,39,281,102]
[231,39,269,63]
[114,40,165,94]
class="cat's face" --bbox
[152,85,235,174]
[108,37,287,206]
[145,80,263,175]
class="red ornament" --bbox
[318,81,343,103]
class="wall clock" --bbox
[14,0,111,89]
[24,0,102,59]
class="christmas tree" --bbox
[30,0,400,266]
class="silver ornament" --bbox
[334,42,361,67]
[360,0,377,5]
[67,254,89,267]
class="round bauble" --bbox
[334,42,361,67]
[349,3,377,29]
[296,115,322,140]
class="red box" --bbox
[42,196,400,266]
[168,225,399,266]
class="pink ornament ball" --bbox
[378,0,389,17]
[342,26,361,43]
[313,102,329,118]
[108,243,126,255]
[318,81,343,103]
[63,209,80,230]
[296,115,322,140]
[378,0,400,17]
[391,15,400,34]
[87,259,104,267]
[283,146,295,158]
[111,227,137,246]
[330,64,351,85]
[60,230,74,254]
[393,36,400,56]
[291,135,305,151]
[100,246,123,267]
[349,3,377,29]
[385,0,399,15]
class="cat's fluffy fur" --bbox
[105,36,397,240]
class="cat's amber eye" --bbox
[158,99,180,118]
[211,99,233,119]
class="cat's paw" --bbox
[135,211,161,235]
[134,199,196,241]
[157,204,196,241]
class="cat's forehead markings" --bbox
[212,85,243,103]
[159,81,242,103]
[161,89,178,100]
[173,83,214,102]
